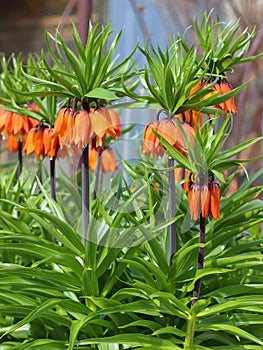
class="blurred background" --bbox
[0,0,262,189]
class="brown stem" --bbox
[82,145,90,246]
[92,149,102,200]
[16,140,23,180]
[77,0,93,46]
[50,158,57,201]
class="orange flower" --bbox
[53,106,122,152]
[43,128,59,159]
[142,120,164,158]
[175,168,191,193]
[90,107,117,150]
[157,118,195,155]
[6,134,26,152]
[52,107,71,142]
[74,109,94,148]
[0,106,38,138]
[188,183,201,221]
[214,79,237,114]
[23,124,45,159]
[210,182,220,219]
[89,148,118,173]
[108,109,122,137]
[187,177,220,220]
[178,110,203,129]
[201,184,211,218]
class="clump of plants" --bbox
[0,11,262,350]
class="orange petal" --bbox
[23,128,37,155]
[74,109,94,148]
[91,107,112,138]
[210,182,220,219]
[89,148,98,173]
[108,109,122,136]
[188,184,201,220]
[201,185,210,218]
[101,148,118,173]
[34,129,45,156]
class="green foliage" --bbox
[0,11,262,350]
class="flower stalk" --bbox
[50,158,56,201]
[168,156,176,265]
[192,214,206,306]
[81,145,90,246]
[16,139,23,180]
[92,149,102,200]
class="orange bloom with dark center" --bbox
[89,148,118,173]
[142,120,164,158]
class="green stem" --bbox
[192,215,206,306]
[184,313,196,349]
[82,145,90,246]
[168,157,176,265]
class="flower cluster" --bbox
[142,75,237,221]
[89,148,118,174]
[53,106,122,152]
[188,174,220,220]
[0,104,39,152]
[142,116,196,158]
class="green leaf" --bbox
[85,87,118,101]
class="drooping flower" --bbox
[52,107,71,143]
[89,147,118,173]
[188,182,201,221]
[53,106,122,152]
[210,181,220,219]
[214,78,237,114]
[74,109,94,148]
[187,175,220,220]
[157,117,195,155]
[90,107,119,150]
[178,110,203,129]
[0,104,39,139]
[43,127,59,159]
[6,134,26,152]
[142,120,164,158]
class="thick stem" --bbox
[82,145,90,246]
[184,313,196,349]
[16,140,23,180]
[168,157,176,265]
[192,215,206,306]
[50,158,56,201]
[92,149,102,200]
[77,0,93,46]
